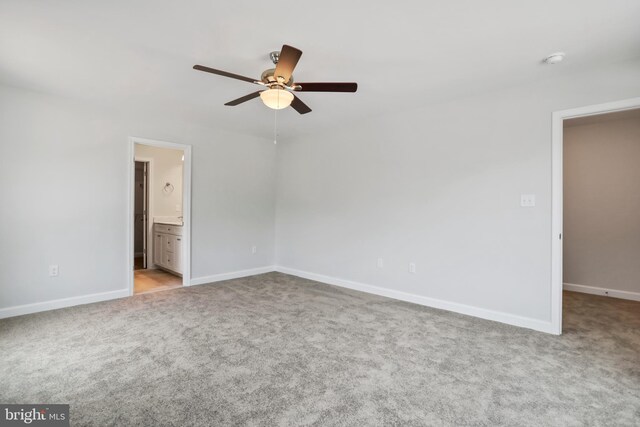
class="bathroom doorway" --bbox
[129,137,192,295]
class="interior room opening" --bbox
[133,143,186,294]
[562,108,640,324]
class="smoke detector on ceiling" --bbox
[543,52,565,64]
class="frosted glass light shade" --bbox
[260,89,294,110]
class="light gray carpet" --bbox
[1,273,639,426]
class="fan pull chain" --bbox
[274,107,278,145]
[273,87,280,144]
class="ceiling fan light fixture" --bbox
[260,88,294,110]
[193,44,356,116]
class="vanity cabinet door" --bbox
[152,226,182,274]
[165,234,174,253]
[173,236,183,273]
[154,233,164,267]
[163,250,174,270]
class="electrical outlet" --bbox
[409,263,416,274]
[520,194,536,207]
[49,265,59,277]
[252,245,257,254]
[377,258,384,268]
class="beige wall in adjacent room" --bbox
[134,144,184,217]
[563,111,640,294]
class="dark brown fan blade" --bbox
[274,45,302,83]
[224,91,263,106]
[193,65,259,84]
[294,82,358,92]
[290,94,312,115]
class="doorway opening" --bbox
[129,137,192,295]
[551,97,640,334]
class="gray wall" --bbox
[275,59,640,325]
[0,83,276,310]
[563,114,640,294]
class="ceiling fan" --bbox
[193,44,357,115]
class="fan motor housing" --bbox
[261,68,293,87]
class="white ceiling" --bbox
[1,0,639,139]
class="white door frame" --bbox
[551,96,640,335]
[128,136,193,295]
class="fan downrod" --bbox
[269,51,280,65]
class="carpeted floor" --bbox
[1,273,638,426]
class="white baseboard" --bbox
[564,282,640,302]
[190,266,275,286]
[1,266,557,336]
[0,266,275,320]
[0,289,130,320]
[276,266,556,334]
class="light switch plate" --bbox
[520,194,536,207]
